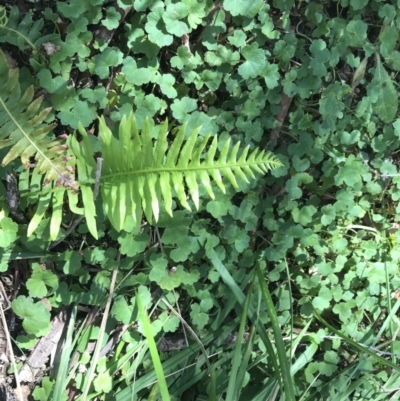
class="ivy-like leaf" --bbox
[205,45,240,67]
[0,213,18,250]
[12,296,51,336]
[93,372,113,394]
[122,56,157,86]
[238,43,266,79]
[118,232,148,257]
[37,69,68,94]
[228,30,247,48]
[263,62,280,89]
[190,303,209,330]
[92,47,123,79]
[26,263,59,298]
[223,0,264,17]
[171,97,197,122]
[346,20,368,47]
[145,7,173,47]
[111,296,134,325]
[379,26,398,58]
[58,101,97,129]
[57,0,86,19]
[350,0,368,11]
[32,377,54,401]
[182,0,209,29]
[157,73,177,99]
[379,4,396,24]
[162,3,189,36]
[101,7,120,30]
[310,39,330,78]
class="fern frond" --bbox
[74,113,282,233]
[0,50,75,189]
[0,48,78,241]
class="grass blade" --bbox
[207,250,282,389]
[256,262,296,401]
[136,292,171,401]
[225,281,253,400]
[51,305,77,401]
[314,309,400,372]
[113,318,240,401]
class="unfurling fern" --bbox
[0,48,282,240]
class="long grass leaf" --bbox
[136,292,171,401]
[113,318,241,401]
[314,309,400,372]
[207,250,282,389]
[226,282,252,400]
[256,263,296,401]
[51,305,77,401]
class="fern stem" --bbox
[0,26,37,51]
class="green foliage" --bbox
[2,0,400,400]
[0,212,18,252]
[0,6,58,52]
[368,53,398,123]
[26,263,58,298]
[32,377,54,401]
[12,296,51,337]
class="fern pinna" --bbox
[0,49,282,240]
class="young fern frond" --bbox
[73,113,282,235]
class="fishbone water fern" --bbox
[0,49,281,240]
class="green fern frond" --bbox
[0,49,78,241]
[73,113,282,234]
[0,50,75,188]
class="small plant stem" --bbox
[0,26,37,51]
[0,303,23,401]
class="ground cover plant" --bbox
[1,0,400,400]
